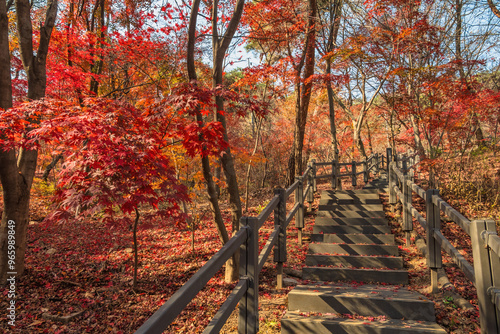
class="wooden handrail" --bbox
[136,152,384,334]
[134,228,248,334]
[388,156,499,333]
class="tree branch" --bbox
[488,0,500,19]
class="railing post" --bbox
[295,176,304,244]
[389,162,396,205]
[470,219,500,333]
[425,189,441,294]
[311,159,317,193]
[307,162,314,209]
[386,147,392,174]
[274,189,287,290]
[331,161,337,189]
[409,159,415,182]
[363,160,368,183]
[351,160,357,187]
[413,155,420,171]
[375,153,380,175]
[402,157,408,176]
[239,217,259,334]
[402,175,412,246]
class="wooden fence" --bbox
[134,154,382,334]
[311,152,384,189]
[388,150,500,333]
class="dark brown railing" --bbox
[388,150,500,333]
[134,152,383,334]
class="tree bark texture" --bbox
[212,0,245,282]
[293,0,317,178]
[325,0,343,188]
[0,0,58,284]
[187,0,230,248]
[287,0,317,185]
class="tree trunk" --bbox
[410,114,426,159]
[133,208,139,289]
[353,120,368,159]
[487,0,500,19]
[287,82,300,185]
[213,84,242,282]
[325,0,343,188]
[245,116,263,213]
[211,0,245,282]
[42,154,63,181]
[365,122,373,155]
[455,0,485,146]
[187,0,236,282]
[0,0,58,284]
[0,0,11,109]
[89,0,105,95]
[293,0,317,178]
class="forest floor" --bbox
[1,168,496,333]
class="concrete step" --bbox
[309,243,399,256]
[281,312,447,334]
[324,189,380,194]
[321,192,381,205]
[365,181,388,187]
[287,284,432,321]
[310,233,395,244]
[322,190,382,197]
[318,203,384,211]
[364,180,389,191]
[318,210,386,219]
[305,254,404,269]
[302,267,408,285]
[313,225,392,235]
[315,217,388,226]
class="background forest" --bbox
[1,0,500,332]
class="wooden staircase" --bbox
[281,177,447,333]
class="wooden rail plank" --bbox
[286,203,300,228]
[433,230,475,283]
[257,195,280,229]
[410,182,426,200]
[410,206,427,229]
[203,279,249,334]
[286,181,299,198]
[258,227,280,272]
[483,233,500,257]
[433,196,471,235]
[134,229,248,334]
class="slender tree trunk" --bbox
[365,122,373,155]
[212,83,242,282]
[410,114,426,159]
[42,154,63,181]
[133,208,139,289]
[487,0,500,19]
[187,0,237,282]
[245,116,262,213]
[211,0,245,282]
[89,0,105,95]
[0,0,11,109]
[287,81,301,185]
[0,0,58,284]
[325,0,343,188]
[293,0,317,178]
[187,0,230,245]
[353,119,368,159]
[455,0,484,145]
